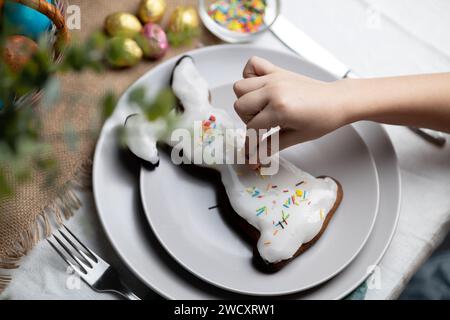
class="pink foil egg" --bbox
[139,23,169,60]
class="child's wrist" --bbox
[332,78,364,126]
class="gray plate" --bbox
[140,82,379,296]
[93,44,401,299]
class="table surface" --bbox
[2,0,450,300]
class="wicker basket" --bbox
[1,0,70,106]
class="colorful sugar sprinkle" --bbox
[246,186,262,197]
[275,211,290,229]
[320,209,324,220]
[282,210,290,222]
[302,190,308,200]
[283,198,290,208]
[201,114,220,146]
[208,0,267,34]
[264,241,271,245]
[256,206,267,216]
[276,221,284,229]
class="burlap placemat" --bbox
[0,0,220,292]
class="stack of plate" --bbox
[92,45,401,299]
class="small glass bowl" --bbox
[199,0,280,43]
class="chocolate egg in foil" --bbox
[167,6,199,34]
[105,12,143,38]
[138,23,169,60]
[106,37,143,68]
[138,0,166,23]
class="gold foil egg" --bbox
[167,6,200,34]
[106,37,143,68]
[138,0,166,23]
[105,12,143,38]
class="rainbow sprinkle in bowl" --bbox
[199,0,280,43]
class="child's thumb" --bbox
[243,56,278,78]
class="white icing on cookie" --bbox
[125,114,166,164]
[126,57,339,264]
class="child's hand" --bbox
[233,56,350,154]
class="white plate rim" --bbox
[93,44,401,299]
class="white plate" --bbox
[140,81,379,295]
[93,44,401,299]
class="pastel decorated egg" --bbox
[138,0,166,24]
[105,37,143,68]
[167,6,199,34]
[105,12,143,38]
[138,23,169,60]
[3,0,52,40]
[4,35,38,72]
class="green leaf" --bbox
[86,31,108,51]
[128,87,146,106]
[41,77,61,109]
[101,92,117,120]
[143,88,176,121]
[167,28,200,47]
[0,170,13,198]
[115,125,128,149]
[62,44,87,72]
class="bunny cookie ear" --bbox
[170,57,192,114]
[125,56,207,165]
[124,56,197,165]
[170,55,194,87]
[171,56,211,114]
[125,113,164,165]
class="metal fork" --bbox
[47,225,140,300]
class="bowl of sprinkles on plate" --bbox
[199,0,280,43]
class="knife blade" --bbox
[268,13,351,79]
[267,12,446,146]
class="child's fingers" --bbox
[246,107,279,131]
[244,109,279,162]
[234,88,269,123]
[233,76,268,98]
[243,56,279,78]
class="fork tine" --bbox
[63,225,99,263]
[58,229,94,268]
[47,239,86,277]
[52,234,88,274]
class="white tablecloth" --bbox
[2,0,450,300]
